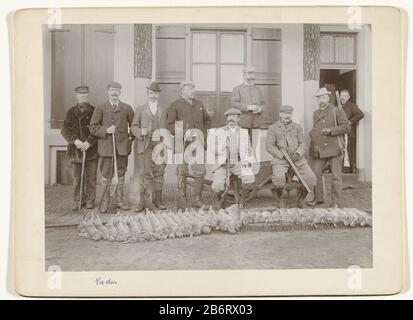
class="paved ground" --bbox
[45,174,372,271]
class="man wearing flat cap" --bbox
[131,81,169,212]
[89,81,135,212]
[231,66,265,138]
[167,81,212,209]
[61,86,98,211]
[266,105,316,208]
[210,107,259,207]
[308,87,351,208]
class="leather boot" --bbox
[135,191,146,212]
[153,190,166,210]
[116,176,129,211]
[297,187,308,208]
[275,188,286,208]
[239,188,249,209]
[192,177,204,208]
[177,175,188,210]
[99,177,111,213]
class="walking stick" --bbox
[79,150,86,212]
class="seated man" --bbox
[210,108,259,207]
[265,105,316,208]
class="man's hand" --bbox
[184,129,194,141]
[248,105,259,113]
[106,125,116,134]
[80,141,91,152]
[152,130,161,141]
[74,139,83,149]
[291,152,300,162]
[321,128,331,135]
[252,105,262,114]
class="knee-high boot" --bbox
[99,177,111,213]
[192,177,204,208]
[153,189,166,210]
[116,176,129,211]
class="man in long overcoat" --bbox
[308,87,351,208]
[61,86,98,210]
[89,81,135,212]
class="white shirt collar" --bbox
[181,96,193,104]
[148,100,158,115]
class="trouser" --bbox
[211,164,256,193]
[271,159,316,190]
[311,154,343,205]
[347,137,356,172]
[100,155,129,179]
[72,159,98,203]
[137,142,166,193]
[177,162,205,198]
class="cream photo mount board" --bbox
[12,6,405,297]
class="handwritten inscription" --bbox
[95,277,117,286]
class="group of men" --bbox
[61,65,363,213]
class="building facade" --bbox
[43,23,372,186]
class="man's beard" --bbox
[281,118,292,124]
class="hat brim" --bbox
[314,92,331,97]
[146,87,162,92]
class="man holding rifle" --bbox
[266,105,316,208]
[89,82,135,213]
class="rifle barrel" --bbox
[281,148,312,193]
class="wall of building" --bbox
[43,23,372,185]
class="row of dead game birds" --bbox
[78,205,372,242]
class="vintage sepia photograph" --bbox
[43,22,372,272]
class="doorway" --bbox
[320,69,357,173]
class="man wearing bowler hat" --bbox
[167,81,211,209]
[89,81,135,212]
[131,81,169,212]
[266,105,316,208]
[61,85,98,211]
[308,87,351,208]
[231,66,265,138]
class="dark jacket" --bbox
[131,102,168,154]
[167,97,212,140]
[309,104,351,159]
[89,100,135,157]
[231,83,265,129]
[342,101,364,138]
[61,104,98,162]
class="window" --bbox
[320,33,357,68]
[192,31,246,93]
